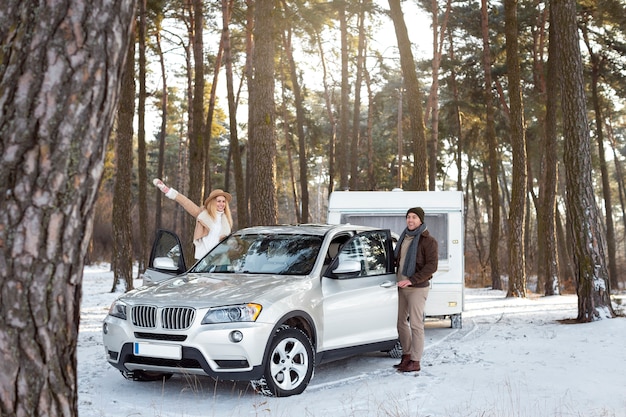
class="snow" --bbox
[79,264,626,417]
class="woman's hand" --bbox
[153,178,178,200]
[153,178,170,193]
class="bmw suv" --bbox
[102,224,401,397]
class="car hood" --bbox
[121,272,311,307]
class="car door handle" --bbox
[380,281,397,288]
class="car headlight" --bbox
[108,300,128,320]
[201,303,262,324]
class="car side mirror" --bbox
[153,256,177,271]
[332,260,361,275]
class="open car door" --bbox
[141,229,187,285]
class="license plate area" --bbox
[134,342,182,360]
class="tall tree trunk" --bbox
[480,0,502,290]
[0,1,136,415]
[608,122,626,287]
[426,0,443,191]
[154,26,168,232]
[249,0,278,225]
[349,3,366,191]
[556,205,576,286]
[222,0,245,230]
[447,29,464,192]
[315,31,337,197]
[244,0,255,227]
[364,57,375,190]
[469,162,489,281]
[537,1,560,295]
[388,0,427,190]
[338,2,350,190]
[280,78,301,222]
[203,10,225,198]
[112,37,136,294]
[281,21,310,222]
[551,0,615,321]
[186,0,205,259]
[505,0,527,298]
[582,29,618,292]
[137,0,148,274]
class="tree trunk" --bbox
[349,4,365,191]
[223,0,245,230]
[364,59,375,190]
[137,0,149,274]
[203,9,224,200]
[388,0,427,190]
[537,2,560,295]
[426,0,445,191]
[608,125,626,287]
[338,2,350,190]
[505,0,527,298]
[447,29,464,193]
[112,37,136,294]
[315,31,337,197]
[0,1,136,415]
[281,21,310,222]
[280,79,301,222]
[480,0,502,290]
[154,26,168,232]
[582,28,618,292]
[249,0,278,225]
[244,0,255,227]
[185,0,205,260]
[551,0,615,321]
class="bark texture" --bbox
[0,1,136,416]
[249,0,278,225]
[551,0,615,321]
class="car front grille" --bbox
[132,305,157,328]
[131,305,196,330]
[162,307,195,330]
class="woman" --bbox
[393,207,438,373]
[153,178,234,260]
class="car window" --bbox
[191,234,323,275]
[334,230,389,278]
[150,229,185,272]
[340,213,449,260]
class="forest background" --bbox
[96,0,626,306]
[2,0,626,415]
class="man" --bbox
[393,207,438,372]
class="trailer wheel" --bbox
[450,313,462,329]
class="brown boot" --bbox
[398,360,421,372]
[393,354,411,369]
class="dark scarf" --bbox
[394,223,427,277]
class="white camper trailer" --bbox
[327,190,464,328]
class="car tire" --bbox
[387,340,403,359]
[251,326,314,397]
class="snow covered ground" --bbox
[78,264,626,417]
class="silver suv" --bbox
[102,224,401,397]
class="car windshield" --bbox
[191,233,323,275]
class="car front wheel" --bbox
[251,326,314,397]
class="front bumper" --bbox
[102,316,274,380]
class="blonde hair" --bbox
[205,196,233,228]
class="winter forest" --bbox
[1,0,625,415]
[96,0,625,313]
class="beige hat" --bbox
[204,189,232,206]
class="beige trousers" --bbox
[397,286,430,362]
